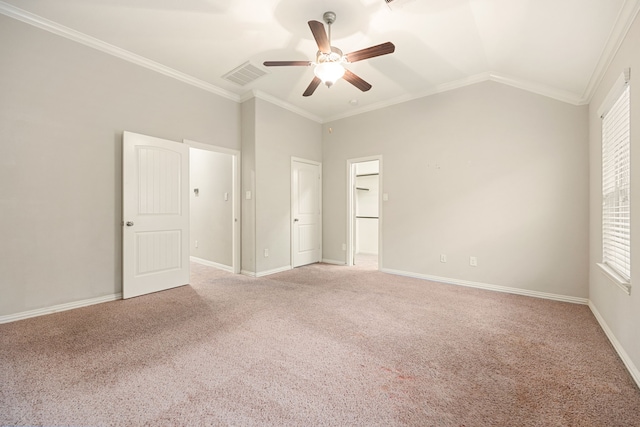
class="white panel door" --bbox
[292,159,321,267]
[123,131,189,299]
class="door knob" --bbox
[294,218,299,222]
[126,221,134,226]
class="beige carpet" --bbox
[1,262,639,426]
[354,253,378,269]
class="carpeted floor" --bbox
[354,253,378,270]
[1,262,639,426]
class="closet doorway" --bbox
[347,156,382,269]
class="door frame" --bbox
[347,155,383,268]
[184,139,241,274]
[291,157,322,268]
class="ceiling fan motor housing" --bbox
[316,47,343,64]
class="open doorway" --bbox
[347,156,381,269]
[185,140,240,274]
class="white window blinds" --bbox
[602,84,631,281]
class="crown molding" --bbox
[4,0,634,122]
[0,0,321,121]
[242,90,323,123]
[0,1,240,102]
[322,73,491,123]
[488,73,585,105]
[582,0,640,103]
[323,72,585,123]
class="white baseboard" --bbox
[190,256,233,273]
[381,268,589,305]
[588,301,640,389]
[0,293,122,324]
[256,265,293,277]
[322,258,346,265]
[241,266,292,277]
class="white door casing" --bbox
[123,131,190,299]
[347,156,383,268]
[291,158,322,268]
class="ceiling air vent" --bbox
[222,61,268,86]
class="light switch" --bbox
[224,192,229,201]
[245,191,252,200]
[383,193,389,201]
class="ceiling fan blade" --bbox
[303,76,322,97]
[345,42,395,63]
[343,69,372,92]
[263,61,312,67]
[308,20,331,54]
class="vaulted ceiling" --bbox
[3,0,639,122]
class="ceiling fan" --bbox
[263,11,395,97]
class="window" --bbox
[600,72,631,293]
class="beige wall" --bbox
[254,99,322,274]
[0,16,240,316]
[323,81,589,299]
[240,99,257,274]
[588,12,640,381]
[240,98,322,275]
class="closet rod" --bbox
[356,173,379,177]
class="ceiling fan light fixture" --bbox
[314,61,345,88]
[263,11,395,96]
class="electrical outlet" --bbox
[342,243,346,251]
[470,256,477,267]
[264,249,269,257]
[195,240,198,248]
[440,254,447,263]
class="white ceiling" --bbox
[2,0,639,122]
